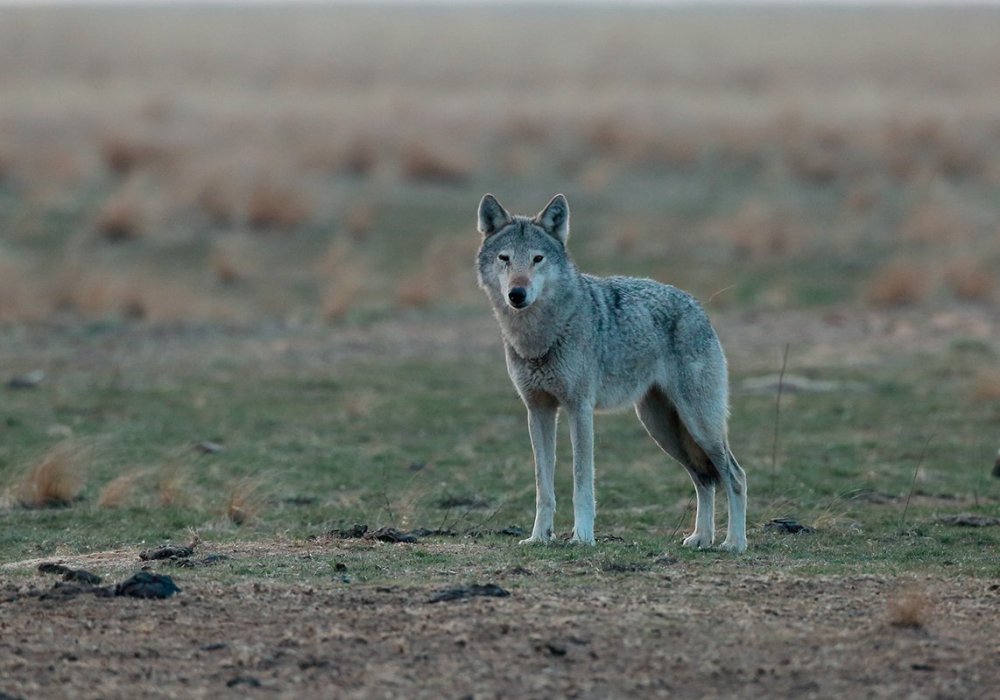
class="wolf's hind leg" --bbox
[636,388,717,549]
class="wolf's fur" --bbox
[476,193,747,552]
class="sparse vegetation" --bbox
[16,443,87,508]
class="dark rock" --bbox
[63,569,102,585]
[365,527,418,543]
[764,518,815,534]
[226,676,261,688]
[115,572,181,599]
[428,583,510,604]
[139,545,194,561]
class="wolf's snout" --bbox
[508,287,528,308]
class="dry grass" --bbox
[393,236,477,310]
[96,470,144,509]
[95,194,145,242]
[156,461,188,508]
[1,7,1000,323]
[399,142,471,184]
[0,255,43,321]
[867,260,928,307]
[943,258,995,302]
[246,180,312,231]
[225,478,266,526]
[970,371,1000,402]
[210,238,254,285]
[99,134,168,176]
[16,443,87,508]
[318,240,367,321]
[887,587,931,629]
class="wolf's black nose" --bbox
[508,287,528,306]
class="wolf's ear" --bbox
[534,194,569,245]
[478,194,512,236]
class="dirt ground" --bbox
[1,540,998,700]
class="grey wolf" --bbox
[476,193,747,552]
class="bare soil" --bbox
[2,541,998,699]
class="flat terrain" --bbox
[1,4,999,698]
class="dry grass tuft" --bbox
[343,202,375,242]
[898,200,973,246]
[888,587,931,629]
[226,479,266,525]
[0,255,43,321]
[971,371,1000,402]
[99,135,167,176]
[392,236,475,310]
[156,461,188,508]
[95,194,145,242]
[17,443,87,508]
[247,180,312,231]
[944,258,995,302]
[400,143,471,184]
[342,138,379,177]
[210,238,254,285]
[318,239,367,321]
[97,470,144,509]
[867,260,928,307]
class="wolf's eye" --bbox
[498,254,510,263]
[533,255,544,264]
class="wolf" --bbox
[476,193,747,552]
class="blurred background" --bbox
[1,2,999,325]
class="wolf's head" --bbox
[476,194,571,311]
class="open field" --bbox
[1,4,999,698]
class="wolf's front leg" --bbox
[568,403,596,545]
[521,402,558,545]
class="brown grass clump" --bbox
[898,200,973,246]
[394,235,478,310]
[888,587,931,629]
[99,135,166,176]
[342,138,379,177]
[707,200,802,260]
[197,180,240,227]
[17,443,87,508]
[343,202,375,242]
[318,240,366,321]
[97,470,143,509]
[943,258,995,302]
[866,260,928,307]
[156,461,188,508]
[399,143,471,184]
[226,479,266,526]
[246,180,312,230]
[95,194,145,242]
[210,238,254,285]
[0,255,43,321]
[970,371,1000,402]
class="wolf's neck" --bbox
[495,279,584,360]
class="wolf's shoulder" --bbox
[581,274,701,309]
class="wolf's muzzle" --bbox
[507,287,529,308]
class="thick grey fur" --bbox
[476,193,747,552]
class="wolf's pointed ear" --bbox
[478,194,512,236]
[534,194,569,245]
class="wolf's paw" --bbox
[718,538,747,554]
[519,535,554,545]
[569,533,596,546]
[681,531,714,550]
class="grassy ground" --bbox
[2,310,997,581]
